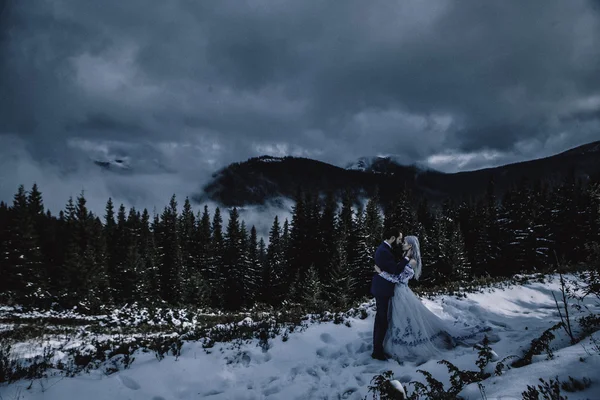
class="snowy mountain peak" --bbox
[254,155,285,163]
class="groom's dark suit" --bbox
[371,241,409,358]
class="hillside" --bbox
[198,141,600,206]
[1,273,599,399]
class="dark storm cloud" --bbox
[1,0,600,211]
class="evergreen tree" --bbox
[300,265,324,312]
[121,207,142,303]
[287,191,308,292]
[353,206,374,296]
[258,237,267,274]
[179,198,199,303]
[209,207,225,307]
[471,178,502,276]
[104,198,119,301]
[428,203,470,283]
[281,218,290,258]
[223,208,244,310]
[263,216,284,305]
[0,201,10,302]
[196,205,212,284]
[383,190,418,260]
[364,190,384,254]
[316,191,337,284]
[139,209,159,303]
[110,204,130,303]
[61,193,108,309]
[245,226,262,305]
[326,243,353,309]
[157,195,183,304]
[4,185,42,305]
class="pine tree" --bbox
[104,198,119,301]
[245,226,262,306]
[428,203,470,283]
[90,215,111,308]
[470,178,502,276]
[223,208,244,310]
[354,206,374,296]
[0,201,10,302]
[364,190,384,255]
[60,193,108,309]
[157,195,183,305]
[498,179,539,274]
[263,216,284,305]
[338,191,359,294]
[196,205,212,286]
[527,180,553,269]
[111,204,130,303]
[316,191,337,285]
[27,184,49,304]
[287,191,308,292]
[281,218,290,257]
[326,243,353,309]
[300,265,323,312]
[139,209,160,304]
[179,197,199,304]
[4,185,42,305]
[122,207,142,304]
[383,190,418,257]
[209,207,225,307]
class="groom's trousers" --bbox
[373,295,391,356]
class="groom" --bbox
[370,228,410,361]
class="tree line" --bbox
[0,174,598,312]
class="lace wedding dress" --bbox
[379,266,491,364]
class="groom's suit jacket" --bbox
[370,242,409,298]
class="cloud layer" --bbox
[1,0,599,212]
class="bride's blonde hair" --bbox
[405,235,422,280]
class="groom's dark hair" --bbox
[383,227,400,240]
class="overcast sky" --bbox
[1,0,599,214]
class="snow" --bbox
[1,273,600,400]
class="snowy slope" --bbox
[1,274,599,400]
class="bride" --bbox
[374,235,490,364]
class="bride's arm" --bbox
[375,264,415,284]
[378,270,401,283]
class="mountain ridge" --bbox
[198,140,600,207]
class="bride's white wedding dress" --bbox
[379,266,491,364]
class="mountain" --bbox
[198,141,600,207]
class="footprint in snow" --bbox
[355,375,366,386]
[306,366,322,379]
[118,375,141,390]
[263,385,282,396]
[320,332,336,344]
[316,347,330,357]
[341,387,359,399]
[203,389,225,397]
[289,366,301,381]
[355,342,370,354]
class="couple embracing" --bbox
[371,228,490,364]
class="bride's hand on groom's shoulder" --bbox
[373,265,382,273]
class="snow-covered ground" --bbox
[1,274,599,400]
